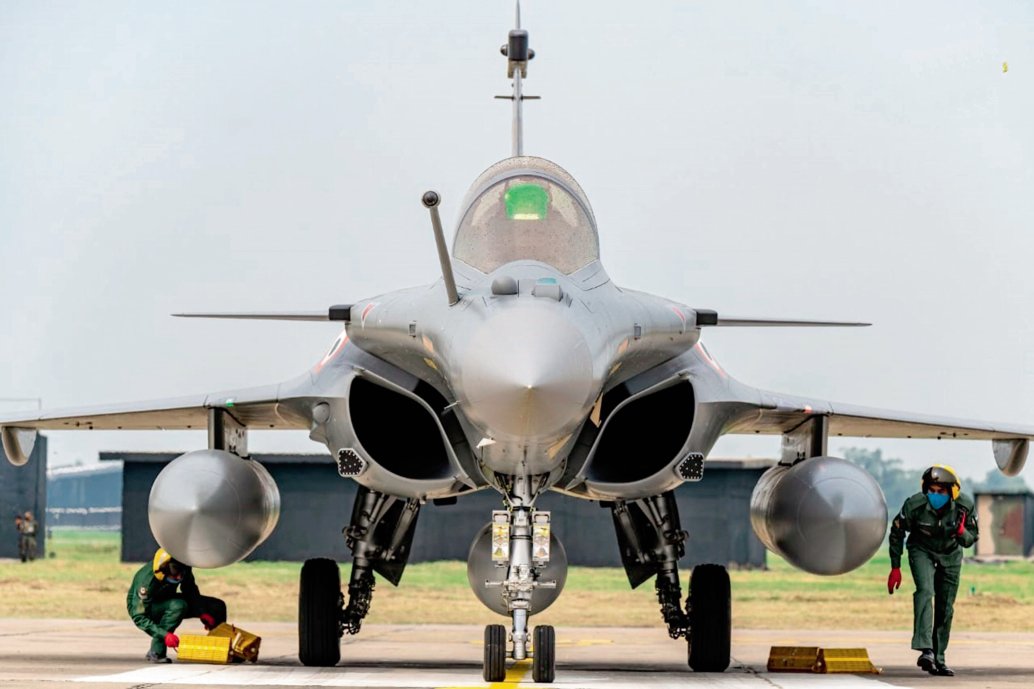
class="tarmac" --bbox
[1,620,1032,689]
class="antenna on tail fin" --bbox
[496,0,538,157]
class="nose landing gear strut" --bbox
[480,477,558,683]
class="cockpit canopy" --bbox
[453,157,599,275]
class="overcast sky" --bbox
[2,1,1033,483]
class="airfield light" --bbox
[505,183,548,220]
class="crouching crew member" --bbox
[887,465,978,677]
[127,548,227,663]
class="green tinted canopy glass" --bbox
[505,183,549,220]
[453,171,599,274]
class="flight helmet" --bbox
[152,547,185,582]
[922,464,961,500]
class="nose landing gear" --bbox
[480,505,558,682]
[472,476,562,683]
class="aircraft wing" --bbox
[0,383,309,432]
[723,393,1034,440]
[717,387,1034,475]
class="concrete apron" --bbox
[1,619,1032,689]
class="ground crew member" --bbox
[127,548,228,662]
[17,511,37,562]
[887,465,977,677]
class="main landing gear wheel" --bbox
[687,564,731,672]
[483,624,507,682]
[532,625,556,683]
[299,558,342,667]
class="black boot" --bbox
[932,664,955,676]
[916,649,935,672]
[145,650,171,664]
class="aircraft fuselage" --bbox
[346,259,698,478]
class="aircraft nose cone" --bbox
[457,306,593,440]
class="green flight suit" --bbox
[17,517,38,562]
[889,491,978,665]
[125,562,227,658]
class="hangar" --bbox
[103,452,772,568]
[47,463,122,530]
[0,436,47,559]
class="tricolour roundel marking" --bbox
[694,342,727,379]
[360,302,377,328]
[314,332,349,373]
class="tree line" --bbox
[841,447,1030,517]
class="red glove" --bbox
[164,632,179,649]
[200,613,216,630]
[887,567,902,594]
[956,511,967,536]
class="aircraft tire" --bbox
[687,563,731,672]
[483,624,507,682]
[299,558,342,667]
[532,625,556,683]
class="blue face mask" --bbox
[927,492,950,510]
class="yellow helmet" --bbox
[922,464,961,501]
[151,548,185,581]
[152,548,172,579]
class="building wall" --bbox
[47,465,123,530]
[112,453,769,570]
[0,436,48,559]
[974,492,1034,558]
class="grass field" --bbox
[1,531,1032,631]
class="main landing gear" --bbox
[610,490,731,672]
[298,486,421,667]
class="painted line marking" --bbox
[465,639,613,648]
[70,664,905,688]
[438,657,530,689]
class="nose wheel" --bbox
[483,624,507,682]
[482,623,556,684]
[532,625,556,683]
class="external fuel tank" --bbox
[148,449,280,568]
[750,456,887,575]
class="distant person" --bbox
[127,548,227,663]
[887,465,977,677]
[17,511,37,562]
[13,514,22,556]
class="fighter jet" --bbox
[3,4,1032,683]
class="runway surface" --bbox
[2,620,1032,689]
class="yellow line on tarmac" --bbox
[438,658,531,689]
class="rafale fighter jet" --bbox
[3,5,1033,683]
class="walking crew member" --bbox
[127,548,228,663]
[887,465,978,677]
